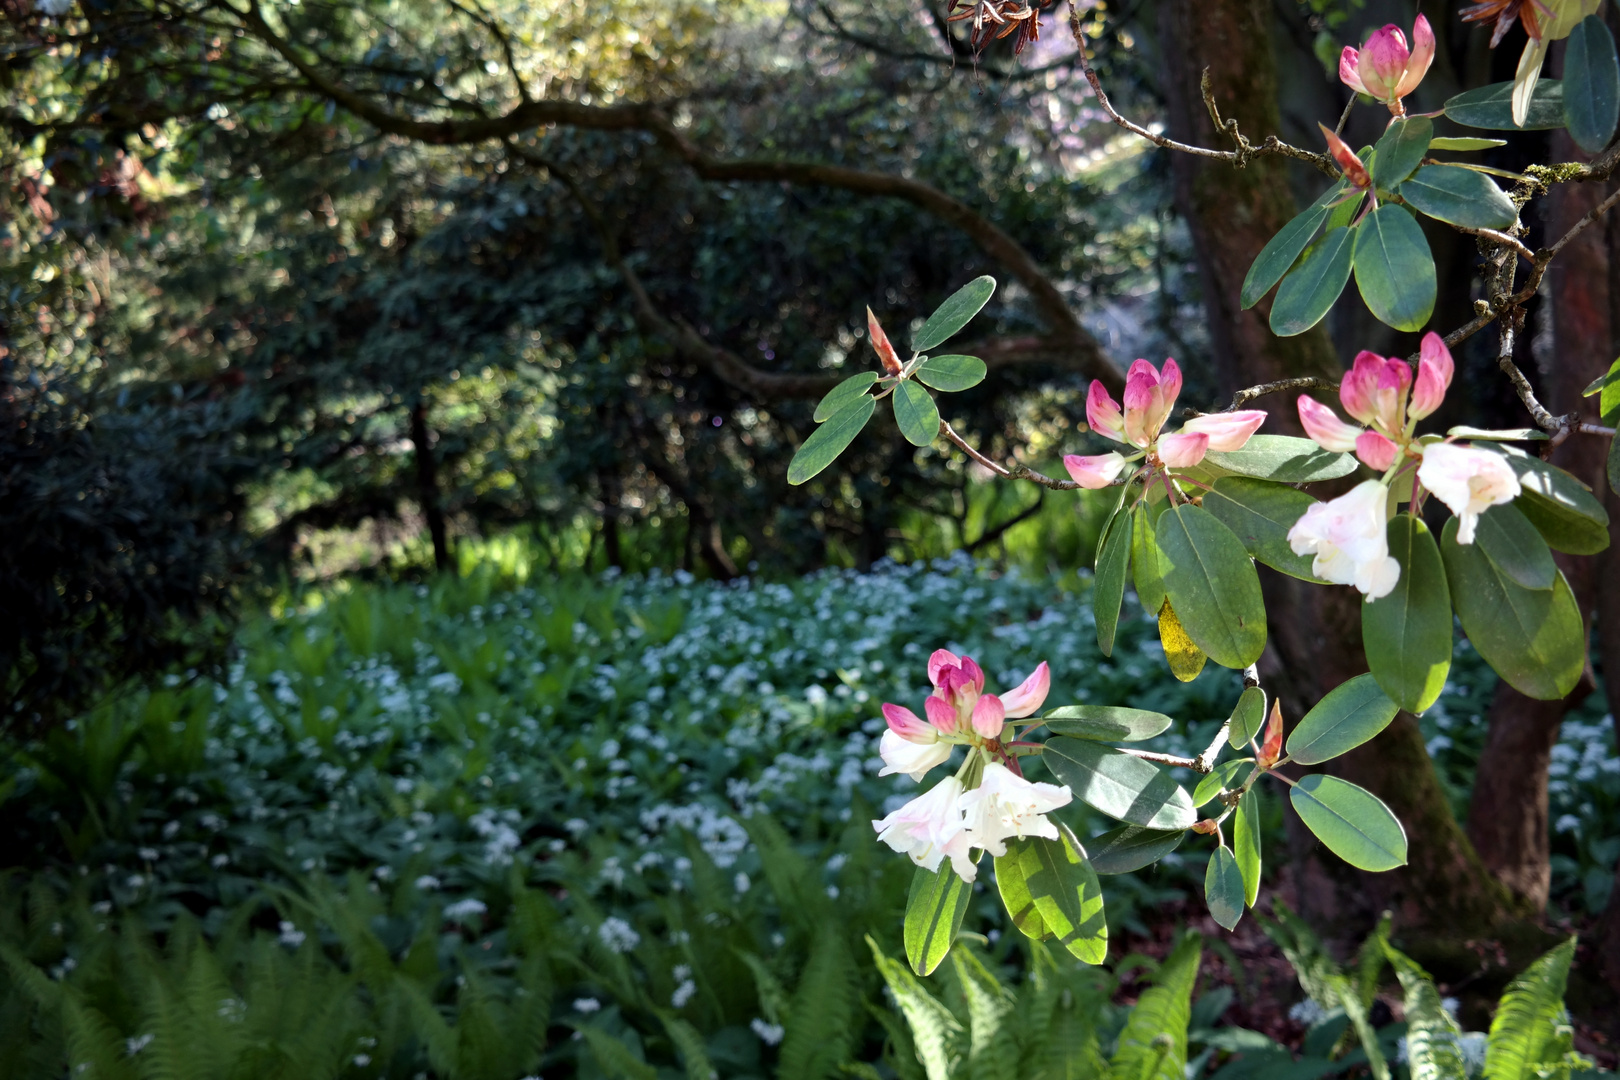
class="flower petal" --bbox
[1298,395,1364,452]
[1158,430,1210,469]
[1339,46,1370,96]
[1086,381,1127,442]
[882,702,935,741]
[1180,410,1266,452]
[972,694,1006,739]
[999,661,1050,719]
[1063,452,1128,489]
[926,648,961,688]
[1409,331,1454,420]
[1395,15,1435,99]
[925,695,959,735]
[1355,430,1400,471]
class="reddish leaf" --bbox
[866,306,903,375]
[1257,698,1285,769]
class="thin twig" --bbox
[1180,376,1341,418]
[938,420,1088,489]
[1454,225,1535,262]
[1117,747,1202,770]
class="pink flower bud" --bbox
[925,695,959,736]
[1341,351,1408,428]
[1086,381,1126,443]
[1340,18,1434,113]
[1339,46,1370,97]
[1409,331,1453,421]
[1395,16,1436,100]
[999,662,1050,719]
[1320,124,1371,190]
[867,307,902,375]
[1355,430,1400,471]
[1158,430,1210,469]
[1180,410,1267,452]
[1297,395,1362,453]
[1369,355,1413,435]
[926,648,961,689]
[882,703,936,742]
[1062,452,1128,489]
[1122,362,1163,447]
[971,695,1006,739]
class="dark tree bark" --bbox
[1157,0,1526,949]
[409,397,451,572]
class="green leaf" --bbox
[1270,226,1355,337]
[993,823,1108,964]
[1353,206,1436,333]
[1093,505,1132,657]
[1446,425,1548,442]
[1234,788,1262,907]
[1479,445,1612,554]
[1289,774,1408,872]
[1044,705,1173,742]
[1158,600,1208,683]
[1400,165,1518,229]
[1383,944,1468,1080]
[1361,516,1452,713]
[866,939,964,1080]
[915,354,987,392]
[1155,504,1268,670]
[1205,846,1246,931]
[1444,79,1567,129]
[1428,136,1508,150]
[1242,204,1331,309]
[1193,759,1252,807]
[1200,435,1358,483]
[1086,825,1185,875]
[1593,356,1620,425]
[1474,502,1557,590]
[1483,938,1577,1080]
[913,276,995,352]
[813,372,879,422]
[1131,504,1167,615]
[1564,16,1620,154]
[1201,477,1324,582]
[893,380,940,448]
[1043,738,1197,830]
[1370,116,1432,189]
[1111,935,1200,1080]
[903,865,972,976]
[1228,686,1267,748]
[1286,673,1401,766]
[1440,518,1586,701]
[788,395,875,485]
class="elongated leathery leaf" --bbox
[1087,825,1185,875]
[1200,435,1357,483]
[1271,225,1354,337]
[1353,206,1435,332]
[1155,504,1267,670]
[1290,774,1407,871]
[904,865,971,976]
[1193,759,1252,807]
[1483,938,1577,1080]
[1043,739,1197,830]
[1093,505,1132,657]
[1234,788,1262,907]
[1441,518,1585,701]
[1428,136,1507,150]
[1044,705,1173,742]
[1228,686,1267,748]
[913,276,995,352]
[1361,516,1452,713]
[893,380,940,447]
[1370,116,1432,189]
[915,354,986,392]
[1243,203,1331,309]
[813,372,878,422]
[1157,599,1208,683]
[1202,476,1323,581]
[1131,504,1167,615]
[1444,79,1566,129]
[994,823,1107,964]
[1286,673,1400,765]
[1400,165,1518,230]
[1564,16,1620,154]
[1478,444,1611,554]
[788,395,875,485]
[1474,502,1556,590]
[1205,846,1246,931]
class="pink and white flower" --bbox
[1340,16,1436,115]
[879,701,954,781]
[873,777,977,881]
[1416,443,1521,543]
[1286,479,1401,599]
[1297,333,1455,470]
[919,651,1049,742]
[1079,359,1266,474]
[958,762,1071,857]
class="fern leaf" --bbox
[779,932,858,1080]
[736,949,793,1027]
[1110,933,1200,1080]
[952,948,1018,1080]
[866,937,963,1080]
[655,1007,718,1080]
[1484,938,1577,1080]
[1384,942,1466,1080]
[61,994,136,1080]
[1044,986,1106,1080]
[579,1024,659,1080]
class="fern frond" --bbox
[655,1006,718,1080]
[745,813,828,931]
[1042,984,1106,1080]
[1109,933,1200,1080]
[1384,942,1466,1080]
[952,948,1018,1080]
[866,937,963,1080]
[1483,938,1577,1080]
[779,931,858,1080]
[736,949,793,1027]
[579,1024,659,1080]
[62,993,137,1080]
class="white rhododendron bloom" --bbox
[957,762,1071,857]
[877,728,952,782]
[872,776,977,881]
[1417,443,1521,544]
[1287,480,1400,600]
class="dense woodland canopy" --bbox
[5,0,1620,996]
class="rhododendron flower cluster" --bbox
[1063,359,1267,489]
[1338,16,1435,116]
[1290,332,1522,598]
[872,650,1069,883]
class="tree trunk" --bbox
[1157,0,1526,948]
[409,397,451,572]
